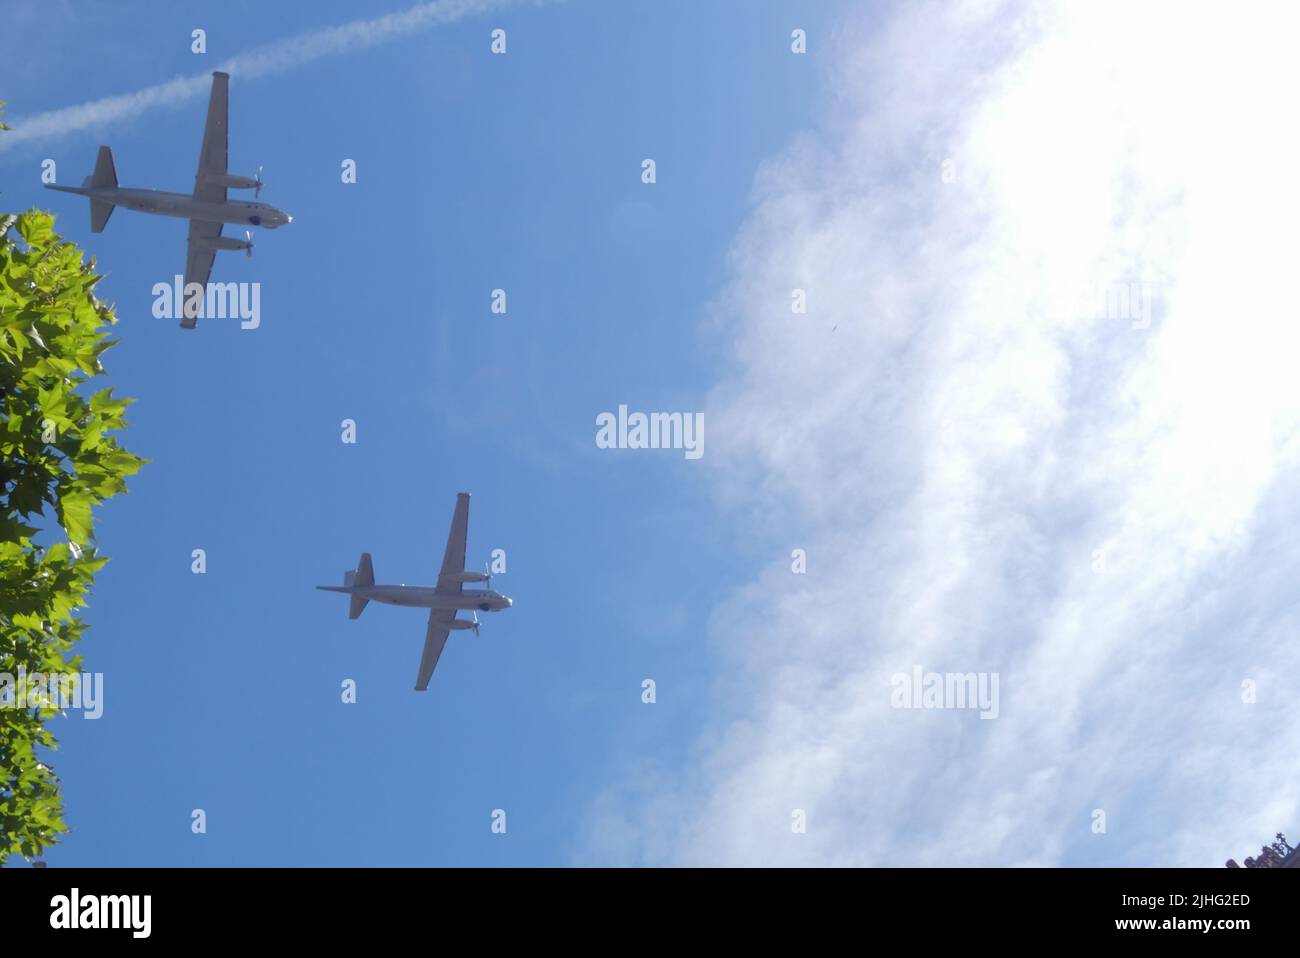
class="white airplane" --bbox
[316,493,513,691]
[44,71,291,329]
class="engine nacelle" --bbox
[447,618,478,631]
[447,571,490,583]
[196,235,252,252]
[202,172,260,190]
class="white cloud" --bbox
[586,0,1300,866]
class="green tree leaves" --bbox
[0,210,144,865]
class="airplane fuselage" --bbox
[50,184,291,229]
[323,585,512,613]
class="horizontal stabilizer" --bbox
[90,200,114,233]
[91,145,118,189]
[349,593,368,620]
[87,146,118,233]
[348,552,374,620]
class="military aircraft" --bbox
[44,71,291,329]
[316,494,513,691]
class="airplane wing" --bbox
[192,72,229,204]
[435,493,470,595]
[415,608,455,691]
[179,219,221,329]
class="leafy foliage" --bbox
[0,210,144,864]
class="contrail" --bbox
[0,0,522,153]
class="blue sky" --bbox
[7,1,1300,869]
[1,0,848,865]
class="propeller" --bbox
[483,561,492,590]
[243,230,254,259]
[254,165,264,199]
[471,611,480,638]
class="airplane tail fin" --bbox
[347,552,374,620]
[88,146,118,233]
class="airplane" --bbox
[43,71,291,329]
[316,493,513,691]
